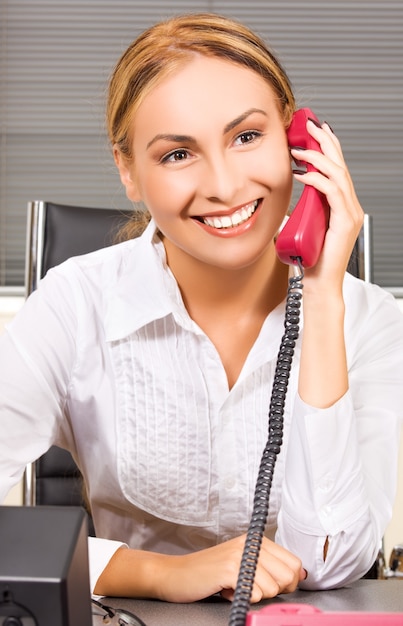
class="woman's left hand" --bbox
[291,119,364,291]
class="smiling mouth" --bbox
[196,200,260,230]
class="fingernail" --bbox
[290,145,306,151]
[301,568,308,580]
[308,117,322,128]
[324,121,334,133]
[292,169,307,175]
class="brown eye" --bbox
[235,130,261,145]
[161,149,189,163]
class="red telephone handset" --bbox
[275,108,330,268]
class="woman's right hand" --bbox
[94,534,305,603]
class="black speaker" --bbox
[0,506,91,626]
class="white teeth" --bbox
[202,201,258,229]
[220,215,232,228]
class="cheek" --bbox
[250,133,291,177]
[253,149,293,192]
[139,169,197,216]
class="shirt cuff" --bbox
[282,392,367,536]
[88,536,126,595]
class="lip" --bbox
[192,199,262,238]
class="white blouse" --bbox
[1,220,402,593]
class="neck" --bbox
[162,238,290,390]
[163,239,289,322]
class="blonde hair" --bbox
[108,13,296,239]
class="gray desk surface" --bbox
[94,579,403,626]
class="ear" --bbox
[113,146,142,202]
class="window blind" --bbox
[1,0,402,290]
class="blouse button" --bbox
[318,476,334,492]
[224,476,236,490]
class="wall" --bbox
[1,296,403,563]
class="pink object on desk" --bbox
[246,603,403,625]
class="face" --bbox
[116,55,293,272]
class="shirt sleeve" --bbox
[0,267,124,597]
[276,283,403,589]
[88,537,126,595]
[0,268,79,503]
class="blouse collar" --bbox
[104,219,199,342]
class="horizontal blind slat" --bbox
[1,0,402,287]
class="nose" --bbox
[201,153,242,205]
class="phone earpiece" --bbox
[287,110,322,174]
[275,107,330,268]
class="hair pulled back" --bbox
[107,13,296,160]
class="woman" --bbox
[1,13,402,604]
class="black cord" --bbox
[91,598,147,626]
[228,259,304,626]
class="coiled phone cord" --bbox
[228,259,304,626]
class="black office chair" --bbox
[23,201,373,539]
[23,201,136,533]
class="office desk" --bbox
[94,579,403,625]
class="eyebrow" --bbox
[146,108,268,150]
[147,133,194,150]
[223,108,267,134]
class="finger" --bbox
[291,147,346,184]
[306,118,344,164]
[323,121,338,143]
[220,566,307,603]
[259,537,303,575]
[292,158,362,226]
[292,172,363,252]
[256,547,302,595]
[250,558,298,602]
[220,588,235,602]
[300,567,308,582]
